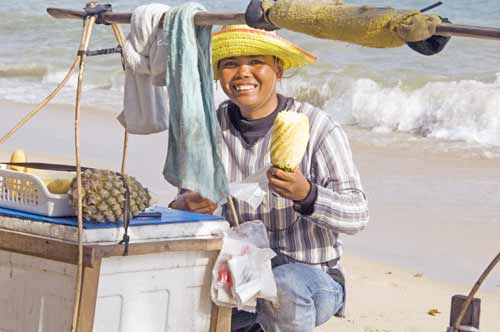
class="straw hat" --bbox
[212,25,317,79]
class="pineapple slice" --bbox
[270,111,310,172]
[8,149,29,173]
[43,179,72,195]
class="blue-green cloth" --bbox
[162,3,229,202]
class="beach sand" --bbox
[1,101,499,331]
[320,254,500,332]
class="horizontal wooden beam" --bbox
[90,237,223,261]
[0,228,222,267]
[46,7,500,41]
[436,22,500,41]
[0,229,95,266]
[46,8,245,26]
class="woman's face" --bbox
[218,55,283,119]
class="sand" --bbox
[1,100,499,331]
[319,254,500,332]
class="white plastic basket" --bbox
[0,166,75,217]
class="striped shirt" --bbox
[217,98,369,265]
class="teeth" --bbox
[235,85,255,91]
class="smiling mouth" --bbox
[232,84,257,93]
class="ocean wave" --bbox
[41,70,78,87]
[282,74,500,148]
[41,68,124,91]
[0,64,48,78]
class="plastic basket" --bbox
[0,166,75,217]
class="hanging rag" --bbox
[118,4,170,135]
[162,3,229,203]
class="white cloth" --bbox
[118,4,170,135]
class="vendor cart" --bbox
[0,207,232,332]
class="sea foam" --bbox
[282,74,500,148]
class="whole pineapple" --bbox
[68,169,151,223]
[270,111,310,172]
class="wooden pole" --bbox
[436,22,500,41]
[0,57,80,145]
[227,195,239,227]
[71,7,96,331]
[450,251,500,332]
[46,7,500,41]
[110,23,129,175]
[46,8,246,27]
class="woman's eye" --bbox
[250,59,264,65]
[221,61,238,68]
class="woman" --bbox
[171,25,369,332]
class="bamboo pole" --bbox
[47,8,246,27]
[120,126,129,174]
[110,23,129,175]
[111,23,127,45]
[46,7,500,41]
[227,195,240,227]
[450,251,500,332]
[436,23,500,41]
[0,56,80,145]
[71,10,96,332]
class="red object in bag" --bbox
[217,262,233,289]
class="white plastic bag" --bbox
[217,165,270,210]
[211,220,278,312]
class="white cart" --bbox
[0,208,231,332]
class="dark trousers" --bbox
[231,308,263,332]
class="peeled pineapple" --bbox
[68,169,151,223]
[5,150,29,197]
[43,179,72,195]
[8,149,29,173]
[270,111,310,172]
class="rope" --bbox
[0,56,80,145]
[83,3,112,25]
[77,46,122,56]
[117,173,131,255]
[110,23,131,252]
[110,23,129,174]
[71,12,96,332]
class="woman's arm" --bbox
[301,123,369,235]
[266,122,368,234]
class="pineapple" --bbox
[270,111,310,172]
[68,169,151,223]
[43,179,72,195]
[8,149,29,173]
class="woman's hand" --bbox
[267,167,311,201]
[170,191,218,214]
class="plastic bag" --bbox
[220,166,269,210]
[211,220,278,312]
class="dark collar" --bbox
[228,94,293,146]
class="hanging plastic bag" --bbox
[211,220,278,312]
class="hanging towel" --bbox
[162,3,229,203]
[118,4,170,135]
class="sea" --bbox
[1,0,499,158]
